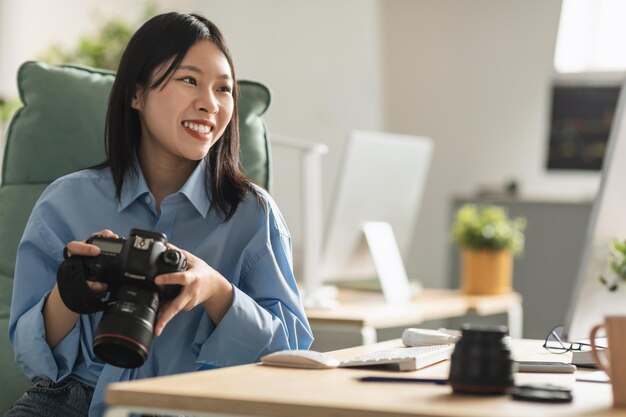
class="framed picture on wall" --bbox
[546,82,621,171]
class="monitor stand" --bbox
[362,221,417,304]
[303,221,419,309]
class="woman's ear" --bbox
[131,84,144,110]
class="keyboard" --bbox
[339,344,455,372]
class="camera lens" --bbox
[448,324,513,395]
[93,284,159,368]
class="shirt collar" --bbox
[118,159,151,212]
[118,157,211,217]
[179,158,211,217]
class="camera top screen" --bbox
[93,239,124,254]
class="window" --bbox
[554,0,626,73]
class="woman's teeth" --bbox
[183,121,211,134]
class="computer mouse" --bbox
[261,349,340,369]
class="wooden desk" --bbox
[106,338,621,417]
[305,289,523,350]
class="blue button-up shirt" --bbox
[8,159,313,417]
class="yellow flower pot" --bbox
[461,249,513,295]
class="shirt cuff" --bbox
[194,285,281,367]
[13,292,81,382]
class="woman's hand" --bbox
[44,229,119,348]
[64,229,119,295]
[153,245,234,336]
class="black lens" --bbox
[93,284,159,368]
[449,324,513,395]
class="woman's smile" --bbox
[182,120,215,142]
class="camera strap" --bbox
[57,258,108,313]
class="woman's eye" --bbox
[181,77,197,86]
[218,85,233,93]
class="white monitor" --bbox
[317,130,433,303]
[564,77,626,342]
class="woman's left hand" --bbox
[153,244,234,336]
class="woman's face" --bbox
[132,40,234,164]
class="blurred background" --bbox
[1,0,625,337]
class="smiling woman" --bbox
[131,40,236,202]
[5,12,313,417]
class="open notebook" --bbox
[261,344,454,372]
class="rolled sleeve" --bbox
[195,229,313,367]
[13,292,81,381]
[9,208,81,382]
[196,286,280,366]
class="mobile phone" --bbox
[515,361,576,373]
[511,384,573,403]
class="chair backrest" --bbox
[0,61,272,412]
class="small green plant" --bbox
[599,240,626,291]
[1,16,133,125]
[1,3,157,125]
[452,204,526,255]
[0,97,22,124]
[37,3,158,70]
[37,18,134,71]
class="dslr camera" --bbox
[57,228,187,368]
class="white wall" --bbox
[184,1,384,270]
[381,0,600,288]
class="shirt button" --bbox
[145,196,151,204]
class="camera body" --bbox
[57,228,187,368]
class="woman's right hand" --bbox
[45,229,119,347]
[64,229,120,296]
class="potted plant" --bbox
[452,204,526,295]
[594,240,626,407]
[598,239,626,291]
[0,5,154,134]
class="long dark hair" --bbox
[102,12,256,220]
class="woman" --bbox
[6,12,312,417]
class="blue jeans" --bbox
[4,378,93,417]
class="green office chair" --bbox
[0,61,272,412]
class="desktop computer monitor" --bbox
[317,130,433,301]
[564,75,626,342]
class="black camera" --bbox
[57,228,187,368]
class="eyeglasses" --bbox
[542,325,594,354]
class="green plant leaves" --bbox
[37,19,134,71]
[599,239,626,291]
[452,204,526,255]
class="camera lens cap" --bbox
[511,384,573,403]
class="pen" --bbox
[358,376,448,385]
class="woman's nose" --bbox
[197,91,219,114]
